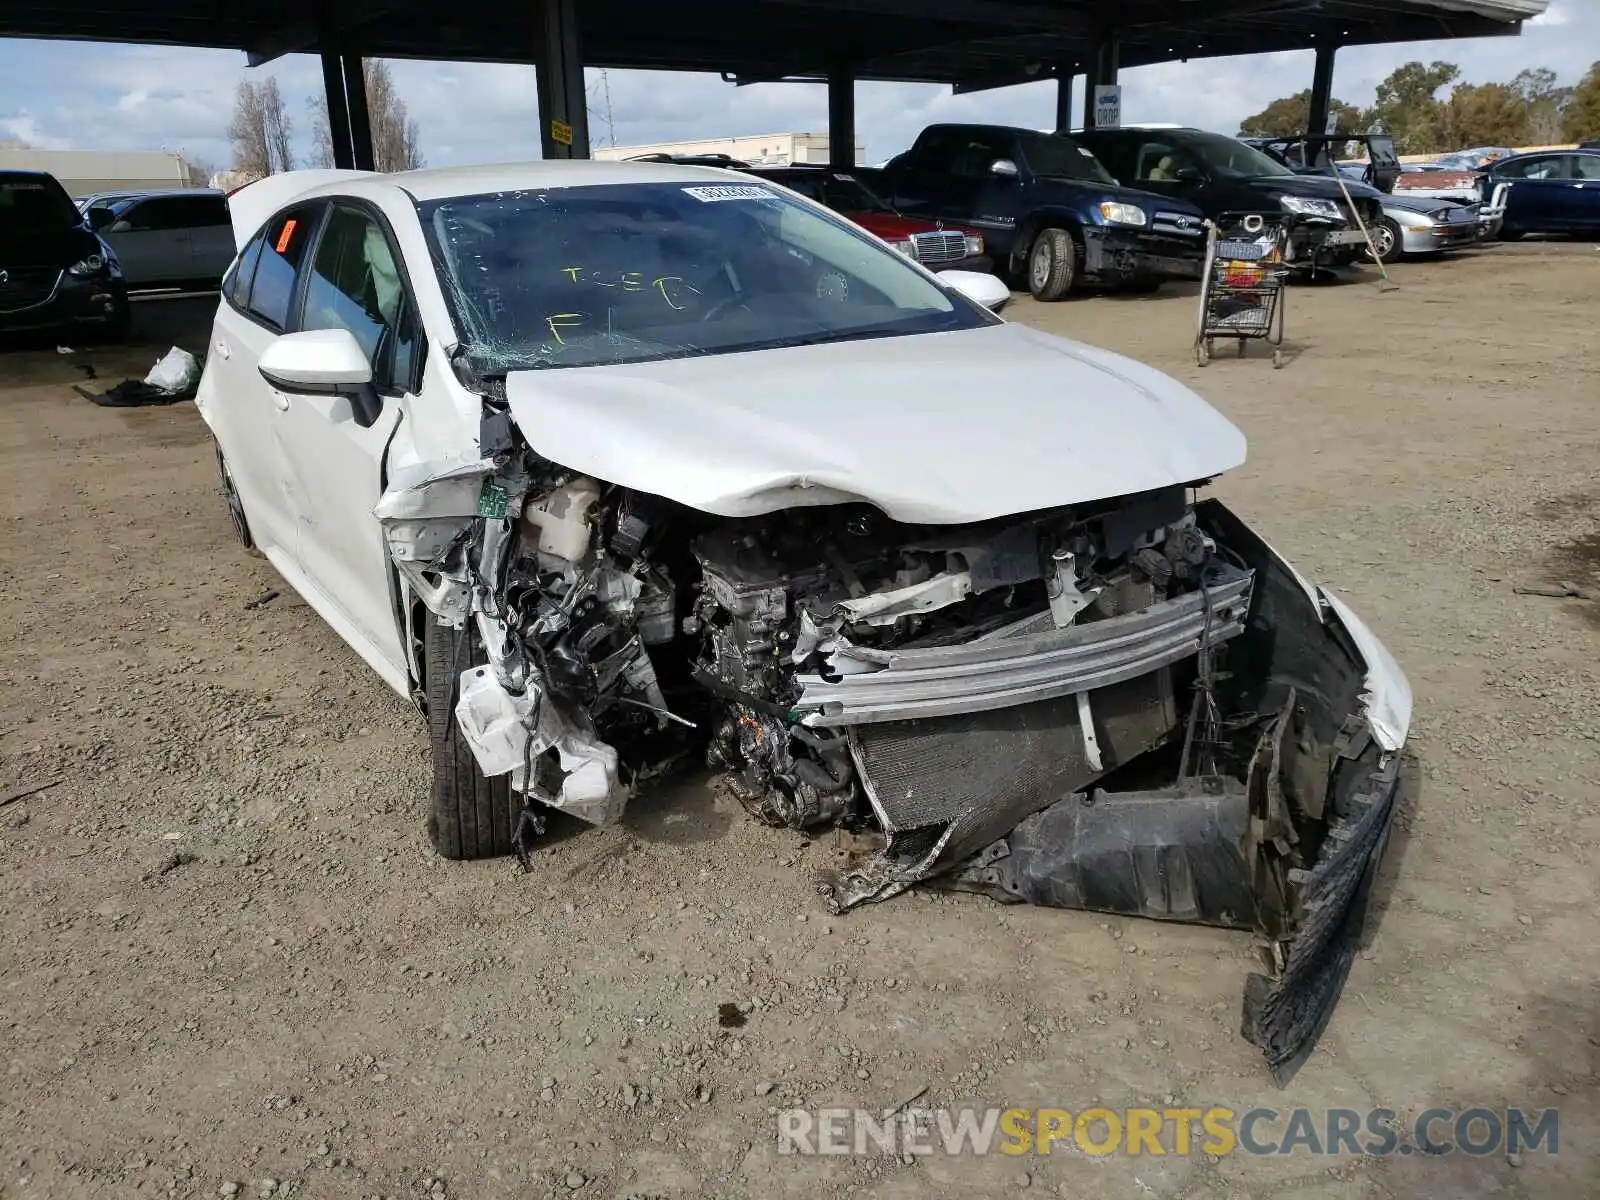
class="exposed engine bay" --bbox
[378,441,1407,1084]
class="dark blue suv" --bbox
[860,124,1207,300]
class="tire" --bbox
[1026,227,1078,301]
[214,443,256,551]
[1367,218,1403,265]
[425,616,520,860]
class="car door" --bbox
[274,201,419,683]
[176,194,237,286]
[1567,154,1600,231]
[103,195,193,285]
[1496,154,1572,233]
[205,203,324,561]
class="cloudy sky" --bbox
[0,2,1590,173]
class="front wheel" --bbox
[425,618,521,860]
[1366,217,1403,264]
[1026,227,1078,301]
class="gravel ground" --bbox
[2,245,1598,1200]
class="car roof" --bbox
[226,161,777,249]
[114,188,226,202]
[363,159,758,202]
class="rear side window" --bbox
[225,232,266,310]
[247,206,318,330]
[118,196,193,231]
[186,196,231,226]
[1499,155,1563,181]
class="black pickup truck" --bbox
[858,124,1207,300]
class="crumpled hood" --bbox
[503,323,1246,523]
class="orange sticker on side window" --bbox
[275,219,298,254]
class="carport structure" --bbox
[3,0,1546,170]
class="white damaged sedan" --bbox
[199,161,1410,1081]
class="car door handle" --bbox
[272,392,290,411]
[213,338,231,360]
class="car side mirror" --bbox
[938,269,1011,313]
[989,158,1020,180]
[258,328,383,428]
[1174,166,1204,184]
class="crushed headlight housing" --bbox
[1280,196,1343,220]
[67,254,106,277]
[1098,202,1148,227]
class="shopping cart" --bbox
[1194,215,1289,369]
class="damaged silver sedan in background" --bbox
[200,162,1411,1083]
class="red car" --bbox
[741,165,991,273]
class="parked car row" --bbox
[2,177,247,339]
[1243,136,1600,259]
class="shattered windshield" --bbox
[419,182,992,372]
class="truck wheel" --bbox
[1027,227,1078,301]
[425,617,520,860]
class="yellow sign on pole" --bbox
[551,118,574,147]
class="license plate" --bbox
[1323,230,1369,246]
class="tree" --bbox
[1564,62,1600,142]
[310,59,425,172]
[1237,90,1364,139]
[1512,67,1573,144]
[1440,82,1530,149]
[1366,60,1460,154]
[228,77,293,180]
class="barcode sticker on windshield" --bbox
[682,185,775,202]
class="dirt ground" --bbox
[2,244,1598,1200]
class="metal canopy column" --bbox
[1082,35,1119,131]
[828,66,856,169]
[342,53,375,170]
[535,0,590,159]
[320,50,355,169]
[1054,68,1074,133]
[1307,45,1338,137]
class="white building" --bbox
[0,147,208,195]
[594,132,864,167]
